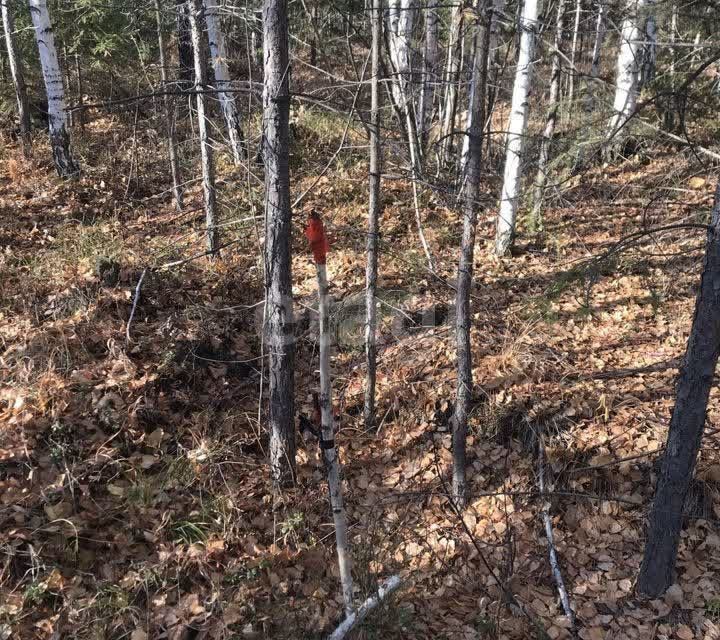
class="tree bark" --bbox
[387,0,432,270]
[665,2,677,131]
[494,0,539,256]
[74,53,85,129]
[387,0,421,170]
[530,0,565,231]
[263,0,296,488]
[418,0,438,152]
[28,0,78,177]
[565,0,582,120]
[2,0,31,154]
[452,0,491,509]
[204,0,246,164]
[365,0,383,431]
[188,0,219,254]
[639,0,656,89]
[606,0,646,155]
[155,0,184,211]
[315,255,354,615]
[637,182,720,597]
[439,3,463,166]
[176,0,194,86]
[585,0,606,113]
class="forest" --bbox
[1,0,720,638]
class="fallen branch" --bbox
[636,118,720,162]
[126,268,147,343]
[538,436,577,633]
[327,575,402,640]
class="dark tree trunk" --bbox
[452,0,491,508]
[188,0,218,254]
[364,0,383,430]
[155,0,184,210]
[418,0,438,152]
[176,0,194,85]
[263,0,296,488]
[1,0,31,153]
[637,182,720,597]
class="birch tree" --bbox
[387,0,433,269]
[155,0,184,210]
[2,0,31,153]
[263,0,296,488]
[305,212,354,614]
[565,0,582,119]
[530,0,565,231]
[494,0,539,256]
[418,0,438,151]
[606,0,646,154]
[439,4,463,166]
[637,183,720,597]
[664,3,677,131]
[188,0,219,254]
[28,0,78,177]
[365,0,382,430]
[204,0,246,164]
[452,0,491,508]
[387,0,420,170]
[585,0,606,112]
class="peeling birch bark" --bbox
[28,0,78,177]
[606,0,646,154]
[495,0,539,256]
[204,0,246,164]
[530,0,565,231]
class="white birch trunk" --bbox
[585,0,606,112]
[155,0,184,210]
[28,0,78,177]
[365,0,382,430]
[606,0,646,150]
[531,0,565,231]
[328,575,402,640]
[418,0,439,150]
[315,257,354,615]
[494,0,539,256]
[669,4,677,80]
[665,3,677,131]
[439,4,463,165]
[188,0,219,254]
[387,0,421,170]
[387,0,432,269]
[2,0,31,153]
[566,0,582,118]
[204,0,246,164]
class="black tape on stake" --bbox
[320,438,335,450]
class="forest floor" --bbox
[1,112,720,640]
